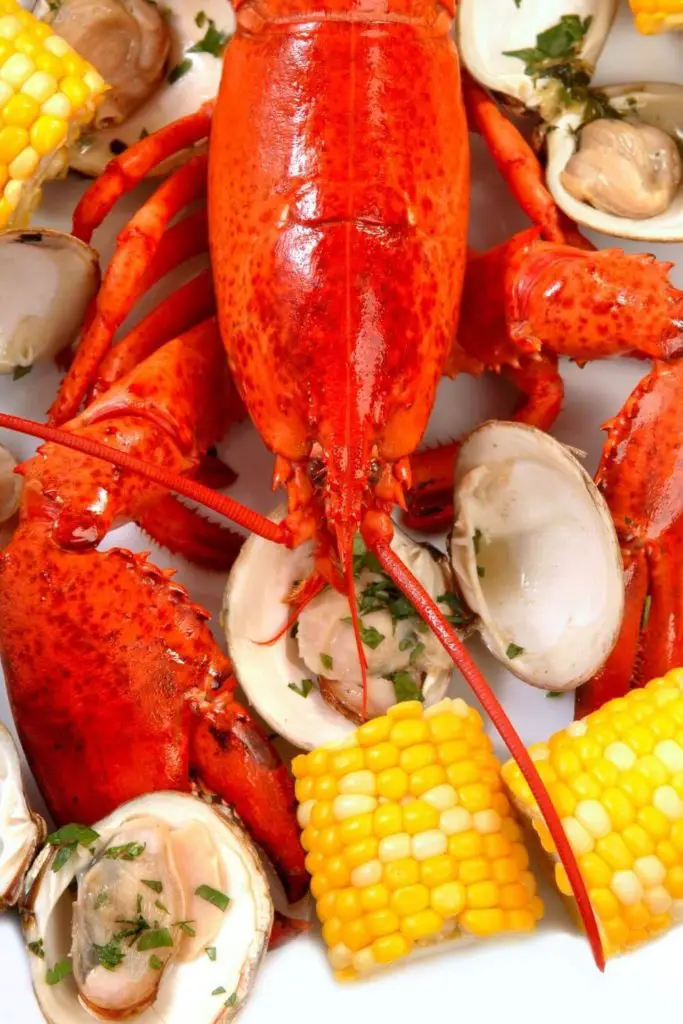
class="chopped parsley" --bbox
[155,899,169,914]
[206,947,217,961]
[503,15,622,125]
[409,641,425,665]
[398,636,414,652]
[195,885,231,912]
[189,18,231,57]
[94,890,109,910]
[320,652,333,671]
[174,920,196,937]
[506,643,524,660]
[437,592,469,627]
[142,880,163,893]
[225,992,238,1008]
[138,928,174,952]
[94,939,125,972]
[352,534,383,576]
[48,823,100,873]
[149,954,164,970]
[477,565,486,579]
[168,59,192,84]
[104,841,145,861]
[213,986,227,996]
[288,678,314,698]
[12,364,31,381]
[46,959,72,986]
[195,10,207,26]
[358,623,385,650]
[472,527,483,555]
[387,670,424,704]
[28,939,44,960]
[546,690,563,699]
[641,594,652,631]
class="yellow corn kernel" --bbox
[322,919,343,947]
[339,813,373,845]
[636,755,669,787]
[666,866,683,898]
[366,741,398,772]
[492,858,519,885]
[339,770,376,797]
[336,888,363,922]
[620,770,653,809]
[372,933,412,965]
[8,143,37,180]
[3,91,39,127]
[344,838,378,869]
[446,761,481,788]
[366,908,400,938]
[326,854,351,887]
[0,164,7,190]
[505,909,536,932]
[420,855,455,888]
[431,881,466,917]
[428,711,465,742]
[460,908,505,936]
[374,804,402,838]
[403,801,439,836]
[342,919,372,953]
[0,52,33,88]
[330,747,364,775]
[316,892,337,923]
[438,740,471,766]
[400,908,444,941]
[390,718,429,749]
[389,883,430,917]
[459,858,490,885]
[466,881,500,909]
[314,774,338,801]
[483,834,512,859]
[401,743,436,775]
[378,833,411,863]
[356,716,391,747]
[377,767,408,801]
[310,874,331,899]
[448,831,483,860]
[43,34,70,58]
[333,794,377,821]
[295,776,314,802]
[439,807,472,836]
[656,840,679,866]
[351,859,382,888]
[422,783,457,811]
[311,801,335,829]
[409,764,446,797]
[459,783,492,814]
[383,858,420,890]
[360,883,389,912]
[387,700,423,721]
[412,830,448,861]
[637,805,671,839]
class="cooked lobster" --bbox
[5,0,683,969]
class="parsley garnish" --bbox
[546,690,563,698]
[409,641,425,665]
[48,823,100,872]
[352,534,383,576]
[358,623,385,649]
[387,670,424,704]
[174,920,196,937]
[94,940,125,972]
[288,679,314,698]
[437,592,468,627]
[320,652,333,671]
[195,10,207,26]
[46,959,72,985]
[94,890,109,910]
[398,636,415,652]
[142,880,163,893]
[12,364,31,381]
[155,899,169,914]
[506,643,524,659]
[28,939,44,960]
[641,594,652,631]
[188,18,230,57]
[477,565,486,579]
[225,992,238,1008]
[149,954,164,970]
[213,986,227,996]
[168,59,192,84]
[206,947,217,961]
[138,928,173,952]
[196,885,231,912]
[104,841,145,861]
[472,527,483,555]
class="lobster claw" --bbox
[576,361,683,718]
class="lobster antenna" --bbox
[0,413,287,546]
[371,538,605,971]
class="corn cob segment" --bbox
[629,0,683,34]
[293,698,543,979]
[0,0,106,229]
[504,669,683,957]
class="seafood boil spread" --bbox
[3,0,683,1019]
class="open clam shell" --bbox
[0,723,45,910]
[33,0,233,177]
[0,229,99,375]
[449,421,624,692]
[224,516,466,751]
[22,792,272,1024]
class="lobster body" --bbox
[209,0,468,538]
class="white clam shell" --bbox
[0,723,45,910]
[224,513,455,751]
[33,0,233,178]
[450,421,624,692]
[23,792,272,1024]
[0,229,99,375]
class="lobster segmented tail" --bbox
[0,411,604,968]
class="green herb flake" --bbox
[155,899,169,914]
[641,594,652,631]
[174,920,196,937]
[288,678,314,698]
[52,844,77,872]
[104,842,146,861]
[409,641,425,665]
[94,890,109,910]
[48,823,100,847]
[472,527,483,555]
[225,993,238,1008]
[387,670,424,704]
[205,946,217,961]
[213,987,227,996]
[12,364,31,381]
[546,690,563,699]
[195,9,207,26]
[195,885,231,912]
[514,0,521,6]
[188,19,230,57]
[477,565,486,579]
[506,643,524,660]
[138,928,174,952]
[28,939,45,960]
[437,591,468,627]
[168,58,192,84]
[398,636,415,652]
[142,879,163,893]
[46,959,72,986]
[94,940,125,972]
[320,652,333,671]
[359,623,385,650]
[149,954,164,970]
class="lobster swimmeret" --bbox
[4,0,683,969]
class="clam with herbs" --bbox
[0,723,45,911]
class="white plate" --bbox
[1,3,682,1022]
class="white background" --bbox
[2,2,683,1021]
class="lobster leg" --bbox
[576,361,683,718]
[462,72,591,249]
[50,154,209,425]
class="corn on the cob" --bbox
[293,698,543,979]
[504,668,683,957]
[629,0,683,34]
[0,0,106,229]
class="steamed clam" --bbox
[33,0,233,177]
[458,0,683,240]
[224,423,625,750]
[0,723,45,910]
[23,792,272,1024]
[0,229,99,375]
